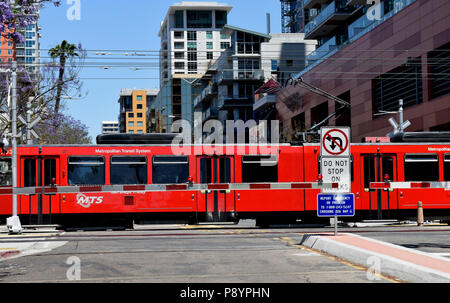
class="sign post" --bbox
[319,127,352,235]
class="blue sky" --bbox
[39,0,282,141]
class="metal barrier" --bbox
[0,182,338,195]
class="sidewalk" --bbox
[301,233,450,283]
[0,226,65,261]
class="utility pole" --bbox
[6,62,22,234]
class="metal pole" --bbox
[26,98,32,145]
[7,61,22,234]
[398,99,404,132]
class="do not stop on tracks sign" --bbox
[319,127,353,236]
[320,127,351,194]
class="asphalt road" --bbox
[0,222,388,283]
[0,220,449,283]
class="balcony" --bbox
[203,106,219,121]
[253,94,276,112]
[217,95,254,110]
[304,0,358,39]
[217,69,265,84]
[348,0,416,43]
[193,82,218,109]
[306,36,338,63]
[346,0,366,5]
[304,0,328,9]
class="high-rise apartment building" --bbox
[0,34,15,67]
[155,2,233,132]
[159,1,232,85]
[16,22,40,75]
[118,89,159,134]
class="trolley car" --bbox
[0,133,449,228]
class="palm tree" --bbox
[48,40,79,113]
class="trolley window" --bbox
[24,158,36,187]
[152,156,189,184]
[0,159,12,186]
[44,159,57,186]
[111,156,147,185]
[242,155,278,183]
[444,154,450,181]
[382,156,394,181]
[363,157,375,189]
[68,156,105,185]
[404,154,439,182]
[219,157,231,183]
[200,158,212,184]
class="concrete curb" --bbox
[0,250,21,260]
[300,233,450,283]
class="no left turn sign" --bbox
[321,127,350,157]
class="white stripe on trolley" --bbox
[0,182,338,196]
[370,182,450,189]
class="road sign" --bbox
[317,194,355,217]
[321,127,350,157]
[321,156,351,193]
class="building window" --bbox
[137,95,143,101]
[404,154,439,181]
[128,121,134,127]
[187,42,197,50]
[215,11,227,28]
[188,62,197,73]
[187,11,212,28]
[174,62,185,70]
[137,113,143,118]
[175,10,184,28]
[206,42,213,49]
[428,42,450,99]
[372,57,423,114]
[137,104,143,109]
[271,59,278,71]
[187,51,197,61]
[137,121,143,127]
[174,42,184,49]
[175,52,184,59]
[238,58,260,70]
[174,31,184,39]
[220,34,230,39]
[206,31,213,39]
[220,42,230,50]
[207,52,213,60]
[128,113,134,118]
[187,31,197,40]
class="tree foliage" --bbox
[0,0,61,43]
[34,110,92,144]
